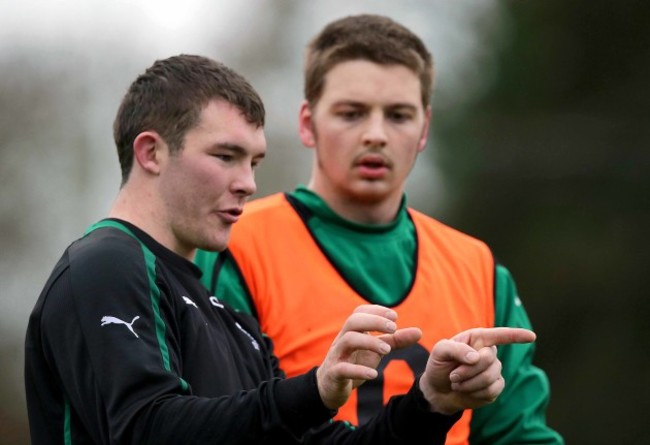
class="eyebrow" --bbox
[332,100,418,111]
[215,142,265,159]
[215,142,245,152]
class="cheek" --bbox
[193,164,219,184]
[169,161,226,204]
[193,166,229,197]
[318,129,349,160]
[399,149,422,180]
[316,141,344,173]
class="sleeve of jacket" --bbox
[39,232,458,444]
[38,233,335,444]
[301,375,461,445]
[469,264,564,445]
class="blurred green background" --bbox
[1,1,648,443]
[435,2,650,444]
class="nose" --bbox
[231,164,257,198]
[362,112,388,148]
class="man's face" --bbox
[299,59,430,222]
[159,99,266,256]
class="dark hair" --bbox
[304,14,434,108]
[113,54,265,183]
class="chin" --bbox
[350,188,389,204]
[212,237,229,252]
[201,243,226,253]
[200,233,229,253]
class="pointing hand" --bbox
[419,327,536,415]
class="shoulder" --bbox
[35,228,145,329]
[232,193,297,235]
[66,228,148,293]
[408,208,490,252]
[241,193,291,216]
[70,227,142,267]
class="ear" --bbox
[298,101,316,148]
[133,131,164,175]
[417,106,432,153]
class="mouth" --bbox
[362,160,384,168]
[356,152,390,167]
[217,207,243,224]
[355,153,390,178]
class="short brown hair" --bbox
[304,14,434,108]
[113,54,265,184]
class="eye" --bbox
[387,110,412,122]
[213,153,234,162]
[337,109,364,121]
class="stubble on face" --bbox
[159,100,265,258]
[306,60,429,222]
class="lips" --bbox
[218,207,243,224]
[355,153,390,179]
[356,153,388,168]
[225,207,243,216]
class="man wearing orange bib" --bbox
[195,14,563,444]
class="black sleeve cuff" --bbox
[386,374,463,443]
[273,367,337,438]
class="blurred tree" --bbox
[0,48,117,445]
[434,1,650,443]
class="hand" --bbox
[419,327,536,415]
[316,305,422,410]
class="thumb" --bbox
[431,339,480,366]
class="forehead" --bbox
[188,99,266,152]
[320,60,422,107]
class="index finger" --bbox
[451,327,536,350]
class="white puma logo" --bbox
[101,315,140,338]
[182,296,198,308]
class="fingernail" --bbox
[384,310,397,320]
[386,321,396,332]
[380,342,391,354]
[466,351,479,361]
[450,373,460,383]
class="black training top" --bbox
[25,218,459,444]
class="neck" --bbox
[109,184,191,259]
[109,186,154,233]
[308,180,402,225]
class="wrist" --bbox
[418,374,460,416]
